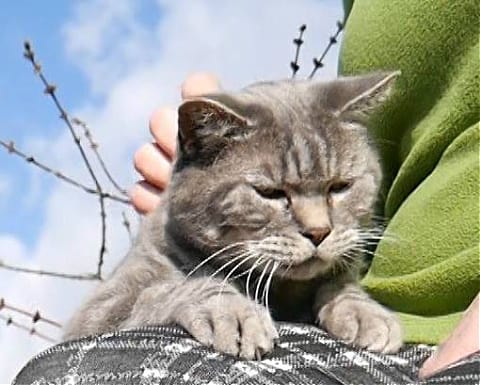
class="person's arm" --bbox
[419,294,479,378]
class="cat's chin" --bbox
[277,256,334,281]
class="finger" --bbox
[129,181,163,214]
[419,294,480,379]
[133,143,172,189]
[149,107,178,159]
[181,72,221,99]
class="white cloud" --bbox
[0,0,343,381]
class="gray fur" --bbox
[64,72,403,358]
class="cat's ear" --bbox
[326,71,401,123]
[178,95,251,157]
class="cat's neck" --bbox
[161,210,214,277]
[267,277,321,323]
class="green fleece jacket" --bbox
[340,0,479,344]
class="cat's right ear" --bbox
[323,71,401,124]
[177,95,251,159]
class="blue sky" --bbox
[0,0,343,249]
[0,1,167,248]
[0,1,343,381]
[0,2,89,246]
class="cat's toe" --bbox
[211,298,276,360]
[319,297,403,353]
[238,312,276,360]
[379,315,403,353]
[177,296,276,359]
[354,315,391,352]
[183,316,215,348]
[356,314,403,353]
[323,308,359,345]
[211,311,241,356]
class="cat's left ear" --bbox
[327,71,401,123]
[178,95,251,157]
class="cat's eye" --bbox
[327,180,352,194]
[253,186,288,201]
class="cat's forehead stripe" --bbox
[280,129,334,187]
[292,132,314,177]
[311,134,328,177]
[285,149,301,182]
[325,133,336,177]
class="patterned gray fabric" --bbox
[13,323,480,385]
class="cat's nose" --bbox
[302,226,331,246]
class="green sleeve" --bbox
[342,0,354,20]
[339,0,480,344]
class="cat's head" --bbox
[167,71,399,281]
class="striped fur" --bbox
[65,72,403,358]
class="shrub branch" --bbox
[308,20,344,79]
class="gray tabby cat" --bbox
[64,71,403,359]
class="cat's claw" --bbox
[175,295,277,360]
[121,279,278,360]
[318,295,403,353]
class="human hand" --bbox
[130,72,221,213]
[419,293,479,378]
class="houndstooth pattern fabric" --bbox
[13,323,480,385]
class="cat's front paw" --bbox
[318,295,403,353]
[176,293,278,360]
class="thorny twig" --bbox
[23,40,108,278]
[0,314,57,343]
[0,259,100,281]
[308,20,344,79]
[290,24,307,78]
[0,140,130,205]
[122,211,134,244]
[0,298,62,328]
[0,41,135,284]
[72,117,128,197]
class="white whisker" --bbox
[219,253,258,287]
[214,252,258,308]
[246,257,267,300]
[207,251,254,282]
[264,262,279,312]
[184,240,258,280]
[255,260,273,305]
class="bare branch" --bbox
[0,139,130,205]
[96,199,107,277]
[0,258,100,281]
[72,117,128,197]
[122,211,134,244]
[0,41,136,281]
[0,298,62,328]
[308,20,344,79]
[24,41,110,278]
[0,313,57,343]
[290,24,307,78]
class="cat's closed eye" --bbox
[327,180,352,195]
[253,185,289,201]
